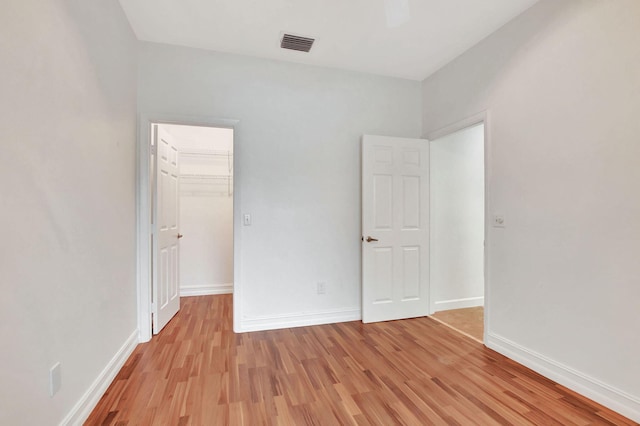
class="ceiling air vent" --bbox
[280,33,315,52]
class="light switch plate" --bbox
[492,214,505,228]
[243,214,251,226]
[50,362,61,397]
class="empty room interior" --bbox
[2,0,639,424]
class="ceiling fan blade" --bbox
[383,0,410,28]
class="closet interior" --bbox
[163,124,234,296]
[180,149,233,198]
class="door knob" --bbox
[366,236,378,242]
[177,234,184,239]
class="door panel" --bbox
[373,247,393,303]
[402,176,420,228]
[362,135,429,323]
[153,125,181,334]
[402,246,420,300]
[374,175,393,229]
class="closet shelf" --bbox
[180,174,232,180]
[180,149,233,158]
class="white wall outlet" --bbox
[49,362,61,397]
[317,281,326,295]
[243,213,251,226]
[492,214,506,228]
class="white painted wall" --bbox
[179,195,233,294]
[430,124,484,312]
[138,43,422,330]
[163,125,234,295]
[0,1,138,424]
[422,1,640,420]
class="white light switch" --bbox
[243,214,251,226]
[493,214,505,228]
[50,362,61,397]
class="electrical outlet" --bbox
[317,281,326,295]
[50,362,61,397]
[492,214,505,228]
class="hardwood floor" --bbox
[86,295,635,425]
[431,307,484,342]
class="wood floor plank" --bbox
[85,295,637,425]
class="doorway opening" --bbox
[162,124,234,297]
[152,123,234,334]
[137,114,239,342]
[429,122,486,342]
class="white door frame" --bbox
[136,113,241,342]
[426,111,491,342]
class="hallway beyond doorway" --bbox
[431,306,484,342]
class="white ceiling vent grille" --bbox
[280,34,315,52]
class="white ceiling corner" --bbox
[119,0,539,81]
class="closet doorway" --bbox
[138,114,239,341]
[159,124,234,298]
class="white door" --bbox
[153,125,181,334]
[362,135,430,323]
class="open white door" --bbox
[152,125,181,334]
[362,135,430,323]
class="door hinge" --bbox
[151,302,156,313]
[150,144,157,155]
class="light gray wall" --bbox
[0,1,138,424]
[422,1,640,420]
[138,42,422,329]
[430,124,485,311]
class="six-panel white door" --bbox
[362,135,430,323]
[153,125,181,334]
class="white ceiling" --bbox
[119,0,538,81]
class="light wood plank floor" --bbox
[431,307,484,342]
[86,295,635,425]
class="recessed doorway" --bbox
[429,122,485,342]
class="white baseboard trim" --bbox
[239,308,361,333]
[180,283,233,297]
[60,330,139,426]
[486,332,640,423]
[434,296,484,312]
